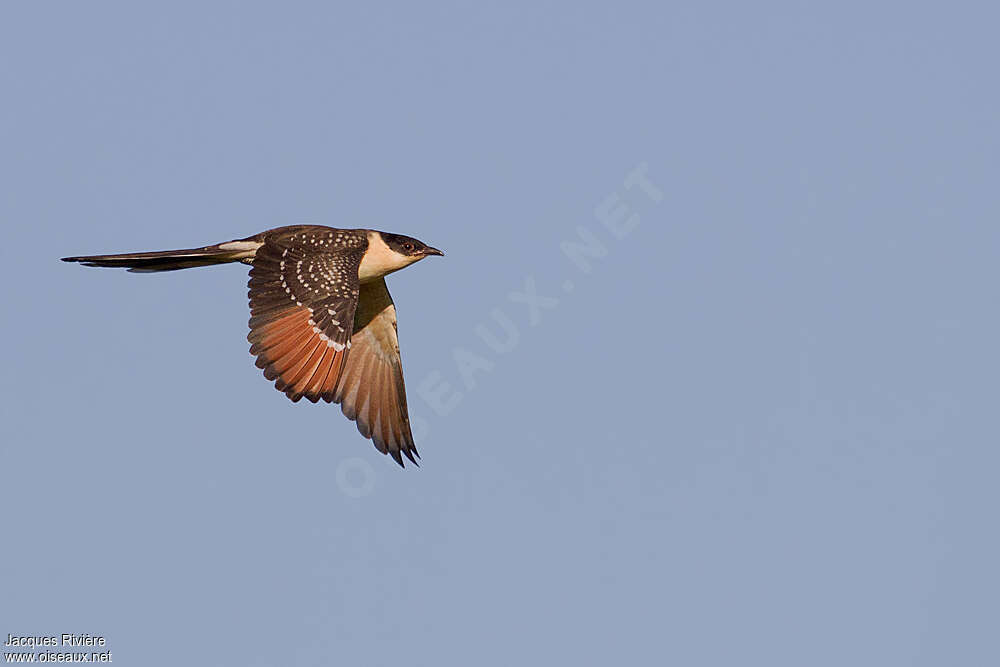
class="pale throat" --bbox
[358,230,420,283]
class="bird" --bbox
[62,226,444,467]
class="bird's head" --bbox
[379,232,444,261]
[360,231,444,282]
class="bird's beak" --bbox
[423,246,444,257]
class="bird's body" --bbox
[62,226,444,467]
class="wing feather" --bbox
[334,278,418,465]
[247,234,364,402]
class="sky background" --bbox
[2,2,998,665]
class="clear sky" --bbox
[2,2,998,665]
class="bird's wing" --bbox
[247,236,365,402]
[335,278,418,466]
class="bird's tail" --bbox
[61,240,263,273]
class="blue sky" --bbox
[2,2,998,665]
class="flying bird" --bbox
[62,226,444,467]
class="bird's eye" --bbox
[403,243,413,251]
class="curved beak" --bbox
[423,246,444,257]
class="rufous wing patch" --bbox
[248,304,351,402]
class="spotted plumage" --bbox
[62,225,444,467]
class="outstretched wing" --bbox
[247,235,365,402]
[335,278,418,466]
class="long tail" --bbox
[61,240,263,273]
